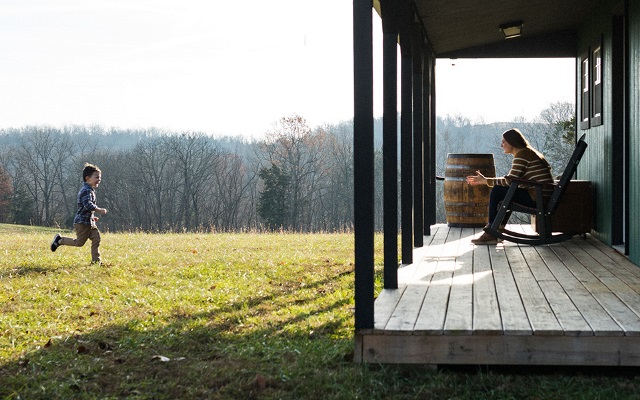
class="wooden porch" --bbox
[355,224,640,365]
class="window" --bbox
[580,53,590,130]
[591,43,603,126]
[580,38,604,130]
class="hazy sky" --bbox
[1,1,575,138]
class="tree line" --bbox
[0,103,575,233]
[0,116,355,232]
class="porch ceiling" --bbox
[408,0,601,58]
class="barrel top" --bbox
[447,153,494,158]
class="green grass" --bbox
[1,224,640,399]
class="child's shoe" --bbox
[50,234,61,252]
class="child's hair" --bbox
[82,163,101,182]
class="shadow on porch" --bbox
[355,224,640,365]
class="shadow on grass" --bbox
[0,264,67,278]
[0,270,357,399]
[4,265,640,400]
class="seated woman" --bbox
[466,128,554,245]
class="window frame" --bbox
[579,51,590,130]
[591,39,603,127]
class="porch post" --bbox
[412,26,424,247]
[380,0,400,289]
[353,0,374,330]
[399,26,414,264]
[424,52,436,234]
[430,58,437,230]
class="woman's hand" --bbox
[466,170,487,186]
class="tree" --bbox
[14,127,76,226]
[0,165,12,222]
[320,122,354,231]
[132,136,176,231]
[260,115,329,231]
[8,183,35,225]
[257,163,291,229]
[167,133,218,230]
[532,101,576,175]
[209,152,257,231]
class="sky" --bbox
[0,1,575,138]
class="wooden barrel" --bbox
[444,154,495,227]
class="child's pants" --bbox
[59,223,101,262]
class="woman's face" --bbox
[501,138,515,155]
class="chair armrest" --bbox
[508,176,556,188]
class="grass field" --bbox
[2,224,640,399]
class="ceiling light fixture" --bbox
[499,20,524,39]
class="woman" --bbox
[466,128,554,245]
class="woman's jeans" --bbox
[488,185,535,225]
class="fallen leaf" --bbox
[255,374,267,390]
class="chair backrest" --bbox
[546,134,588,214]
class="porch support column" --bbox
[424,52,436,234]
[429,56,437,232]
[379,0,403,289]
[399,25,413,264]
[353,0,374,330]
[411,26,424,247]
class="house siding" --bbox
[576,3,615,245]
[578,0,640,266]
[629,0,640,264]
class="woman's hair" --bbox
[502,128,550,167]
[502,128,529,149]
[82,163,101,181]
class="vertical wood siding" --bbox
[576,0,640,266]
[577,9,614,245]
[629,0,640,264]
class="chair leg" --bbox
[534,186,548,239]
[489,185,518,232]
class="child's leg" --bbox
[59,224,91,247]
[89,228,101,262]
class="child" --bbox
[51,163,108,263]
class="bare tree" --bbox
[166,133,218,230]
[259,115,328,231]
[14,127,76,226]
[211,152,258,231]
[132,136,176,231]
[319,123,354,231]
[531,101,576,176]
[0,165,12,222]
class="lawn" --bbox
[1,224,640,399]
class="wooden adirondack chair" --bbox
[484,134,588,245]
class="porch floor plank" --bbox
[472,239,503,335]
[359,224,640,365]
[414,227,462,334]
[443,228,475,335]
